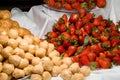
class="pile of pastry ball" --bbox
[0,10,90,80]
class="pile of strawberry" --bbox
[45,12,120,70]
[43,0,106,11]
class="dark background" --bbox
[0,0,44,11]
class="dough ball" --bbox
[25,52,34,62]
[60,69,72,80]
[32,63,44,75]
[79,66,91,76]
[52,57,62,66]
[8,38,18,49]
[39,40,48,50]
[2,63,14,75]
[14,47,25,58]
[8,55,21,67]
[60,64,68,71]
[71,73,84,80]
[23,65,33,75]
[48,50,60,59]
[18,58,29,69]
[0,35,9,47]
[62,57,73,66]
[0,10,11,19]
[31,57,41,66]
[28,44,36,55]
[51,66,61,77]
[0,72,8,80]
[2,46,14,58]
[12,68,25,79]
[42,71,51,80]
[35,47,46,58]
[69,63,80,74]
[8,28,18,39]
[30,74,42,80]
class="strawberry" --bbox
[69,13,79,23]
[98,58,111,69]
[64,3,73,10]
[48,0,55,7]
[79,55,90,66]
[71,55,79,62]
[54,2,62,9]
[66,0,77,3]
[84,23,92,34]
[78,8,86,18]
[67,45,77,56]
[71,2,81,10]
[111,38,119,47]
[96,0,106,8]
[58,24,67,32]
[75,20,83,29]
[113,56,120,65]
[69,24,76,35]
[62,39,72,48]
[57,45,66,53]
[87,52,96,61]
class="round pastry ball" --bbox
[7,38,18,49]
[2,46,14,58]
[69,63,80,74]
[25,52,34,62]
[52,57,62,66]
[0,44,3,53]
[2,63,14,75]
[0,10,11,19]
[31,57,41,66]
[23,35,33,44]
[0,35,9,47]
[30,74,42,80]
[47,43,55,55]
[35,47,46,58]
[71,73,84,80]
[8,28,18,39]
[48,50,60,59]
[18,58,29,69]
[42,71,51,80]
[42,60,53,72]
[11,20,20,29]
[60,69,72,80]
[0,72,9,80]
[32,63,44,75]
[14,47,25,58]
[39,40,49,50]
[12,68,25,79]
[62,57,73,66]
[51,66,61,77]
[19,39,29,52]
[8,55,21,67]
[60,64,68,71]
[79,66,91,76]
[0,19,13,29]
[28,44,36,55]
[23,65,33,75]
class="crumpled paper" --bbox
[11,0,120,80]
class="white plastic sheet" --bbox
[11,0,120,80]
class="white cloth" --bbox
[11,0,120,80]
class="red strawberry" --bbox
[113,56,120,65]
[71,2,81,10]
[57,45,66,53]
[111,38,119,47]
[96,0,106,8]
[78,8,86,18]
[48,0,55,7]
[87,52,96,61]
[79,55,90,66]
[54,2,62,9]
[64,3,73,10]
[58,24,67,32]
[75,20,83,29]
[69,13,79,23]
[67,45,77,56]
[84,23,92,34]
[69,24,76,35]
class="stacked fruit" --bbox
[43,0,106,11]
[45,12,120,70]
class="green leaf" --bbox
[92,27,98,32]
